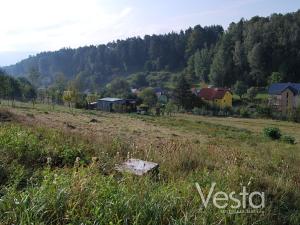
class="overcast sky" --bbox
[1,0,300,66]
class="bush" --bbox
[256,105,272,117]
[0,126,43,167]
[192,107,203,115]
[247,87,258,101]
[192,106,232,117]
[263,127,282,140]
[287,107,300,123]
[240,107,250,118]
[165,101,177,116]
[281,135,296,144]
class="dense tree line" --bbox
[3,10,300,92]
[205,11,300,87]
[0,70,36,103]
[3,25,223,91]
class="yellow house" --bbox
[198,88,232,108]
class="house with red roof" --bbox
[198,88,232,108]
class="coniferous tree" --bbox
[209,46,227,86]
[234,81,248,99]
[194,47,212,83]
[138,88,158,107]
[107,77,131,98]
[173,75,194,110]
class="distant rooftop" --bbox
[99,97,123,102]
[198,87,231,100]
[268,83,300,95]
[153,87,165,93]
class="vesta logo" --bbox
[195,182,265,210]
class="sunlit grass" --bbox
[0,104,300,224]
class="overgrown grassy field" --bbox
[0,102,299,224]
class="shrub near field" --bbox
[0,112,300,224]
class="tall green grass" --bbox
[0,122,299,224]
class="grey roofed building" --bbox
[100,97,124,102]
[268,83,300,95]
[268,83,300,114]
[96,98,137,113]
[97,98,125,112]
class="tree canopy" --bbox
[3,25,223,91]
[2,10,300,91]
[0,70,36,102]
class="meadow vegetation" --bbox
[0,103,299,224]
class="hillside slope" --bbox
[0,103,299,224]
[3,10,300,91]
[3,25,223,88]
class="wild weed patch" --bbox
[0,112,299,224]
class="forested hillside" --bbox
[3,10,300,91]
[205,11,300,87]
[0,69,36,103]
[3,26,223,90]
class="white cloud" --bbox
[0,0,134,51]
